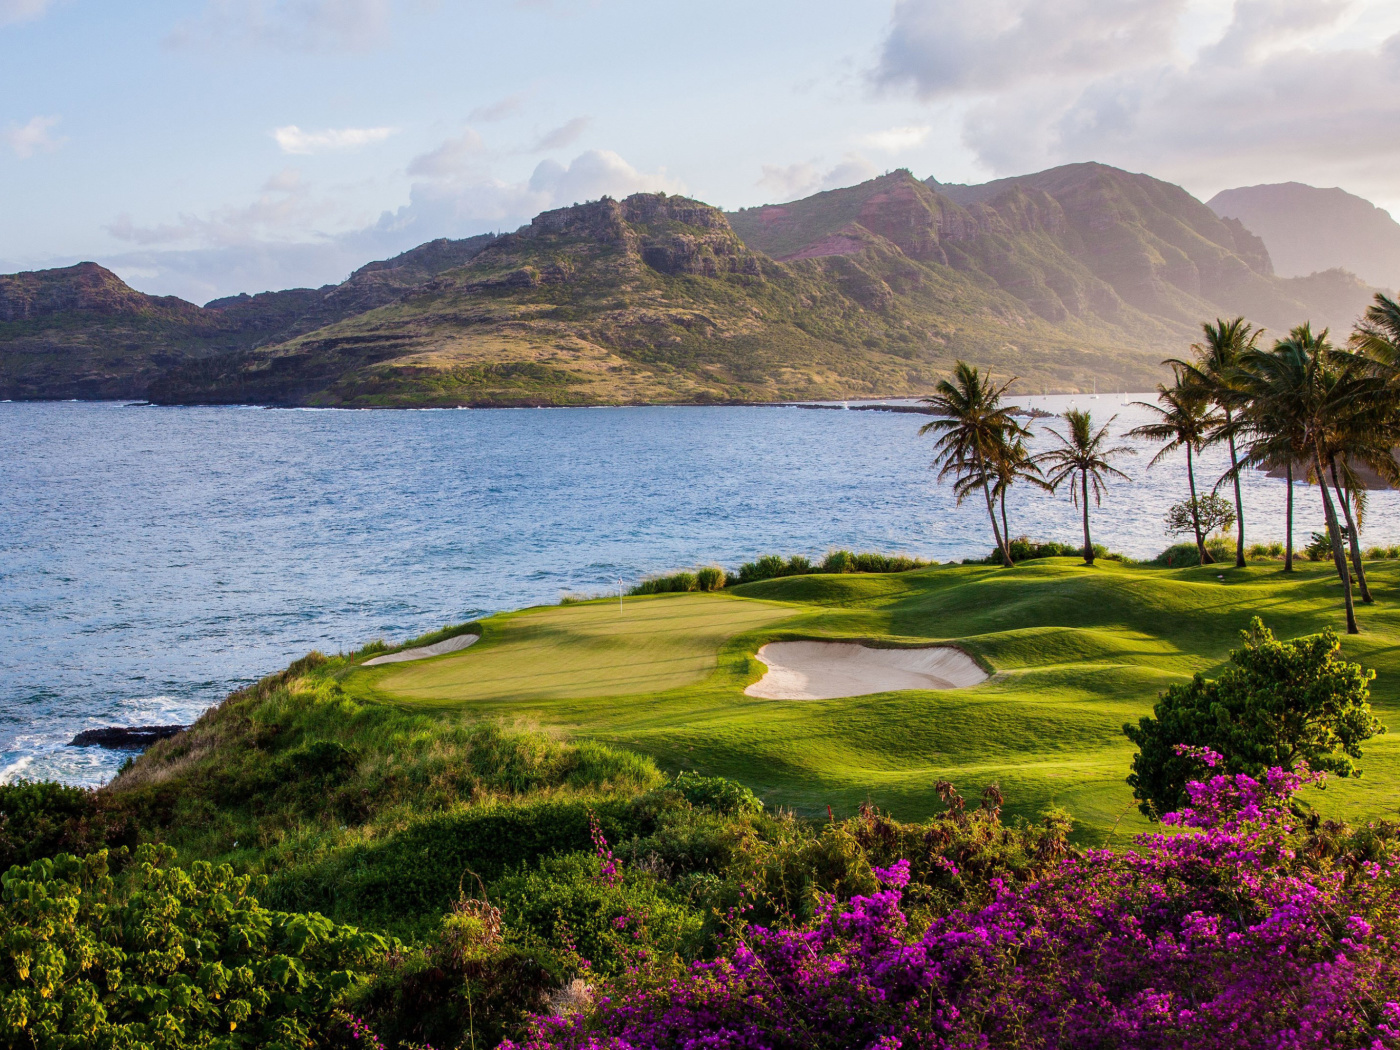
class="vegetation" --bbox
[1034,409,1135,565]
[1123,617,1383,817]
[1163,493,1235,544]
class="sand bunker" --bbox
[363,633,479,666]
[745,641,987,700]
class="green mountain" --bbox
[1209,182,1400,290]
[2,163,1383,406]
[0,236,494,400]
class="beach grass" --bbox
[342,558,1400,843]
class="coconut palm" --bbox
[1169,317,1261,567]
[920,362,1029,566]
[1036,409,1135,565]
[1236,325,1368,633]
[1128,369,1225,566]
[954,433,1046,553]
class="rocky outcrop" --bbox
[70,724,186,749]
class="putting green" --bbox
[353,592,797,705]
[345,558,1400,842]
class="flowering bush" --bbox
[506,750,1400,1049]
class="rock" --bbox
[69,725,187,750]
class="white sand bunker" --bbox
[746,641,987,700]
[363,633,479,666]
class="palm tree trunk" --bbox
[1080,468,1094,565]
[1329,455,1373,603]
[1186,443,1212,565]
[1226,412,1245,567]
[977,455,1011,566]
[1284,460,1294,573]
[1315,445,1359,634]
[1000,488,1011,557]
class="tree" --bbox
[920,362,1029,566]
[1164,493,1235,541]
[1035,409,1135,565]
[1170,318,1261,568]
[1129,370,1224,566]
[953,433,1046,552]
[1124,617,1383,818]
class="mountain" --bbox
[1208,182,1400,290]
[0,236,495,400]
[3,163,1387,406]
[152,190,1138,406]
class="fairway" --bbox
[345,559,1400,842]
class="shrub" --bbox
[1124,617,1383,818]
[1247,541,1286,559]
[1152,541,1203,567]
[1205,534,1234,563]
[1,846,389,1050]
[695,566,725,592]
[1306,527,1352,561]
[629,571,697,596]
[505,759,1400,1050]
[0,781,136,871]
[1164,493,1236,539]
[821,550,856,573]
[668,771,762,815]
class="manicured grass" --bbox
[344,559,1400,843]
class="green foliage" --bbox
[730,550,930,585]
[668,771,763,815]
[1164,493,1236,538]
[629,567,726,595]
[1306,529,1351,561]
[0,845,388,1050]
[0,781,134,872]
[1124,617,1384,818]
[1152,540,1232,567]
[695,566,725,592]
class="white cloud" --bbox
[0,0,52,26]
[756,153,878,201]
[407,129,486,178]
[469,92,528,122]
[273,124,396,154]
[530,116,590,152]
[526,148,681,204]
[167,0,392,52]
[876,0,1400,212]
[5,114,64,158]
[860,124,931,152]
[877,0,1185,98]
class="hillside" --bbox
[1209,182,1400,290]
[3,164,1387,406]
[0,235,495,400]
[151,190,1161,406]
[731,163,1374,343]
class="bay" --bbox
[3,396,1396,786]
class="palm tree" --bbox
[1170,317,1261,567]
[920,362,1029,566]
[1228,359,1306,573]
[1236,325,1365,632]
[954,434,1046,552]
[1128,369,1224,566]
[1036,409,1135,565]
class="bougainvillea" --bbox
[506,749,1400,1049]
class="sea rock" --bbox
[69,724,187,750]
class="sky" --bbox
[4,0,1400,303]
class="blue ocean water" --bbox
[4,397,1398,786]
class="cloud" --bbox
[407,129,486,178]
[0,0,52,26]
[860,124,931,152]
[273,124,396,154]
[756,153,878,201]
[167,0,392,52]
[877,0,1400,209]
[529,116,590,152]
[876,0,1185,98]
[104,168,347,248]
[469,92,528,122]
[5,115,64,158]
[526,148,680,204]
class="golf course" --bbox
[342,556,1400,842]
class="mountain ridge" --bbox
[1,163,1386,406]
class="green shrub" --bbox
[669,771,763,815]
[1205,535,1234,563]
[0,781,136,871]
[630,571,697,595]
[695,566,725,592]
[822,550,856,573]
[1247,541,1285,559]
[1152,541,1203,567]
[1,846,389,1050]
[1124,618,1383,818]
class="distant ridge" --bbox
[1209,182,1400,290]
[0,163,1386,406]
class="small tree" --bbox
[1163,494,1235,541]
[1124,617,1383,818]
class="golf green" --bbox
[344,558,1400,842]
